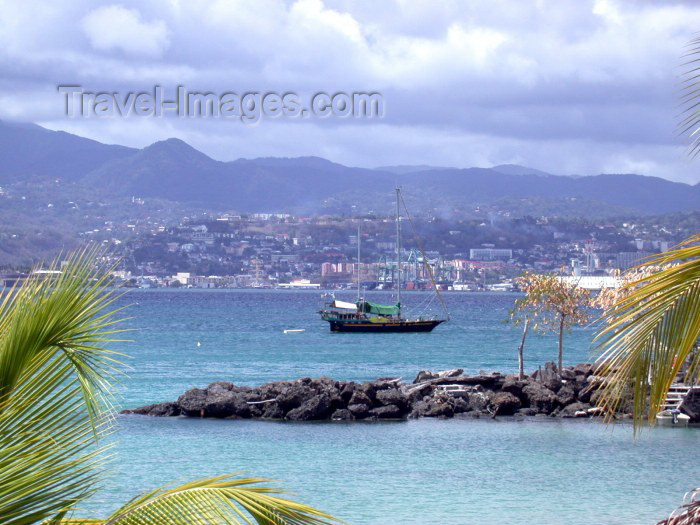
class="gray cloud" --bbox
[1,0,699,183]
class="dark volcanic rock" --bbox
[261,402,285,419]
[374,379,401,390]
[276,384,315,411]
[376,388,408,409]
[245,397,266,418]
[680,390,700,423]
[121,402,180,417]
[286,394,331,421]
[206,382,236,394]
[331,408,355,420]
[325,388,345,411]
[149,402,181,416]
[522,383,559,414]
[452,396,471,414]
[257,382,288,400]
[559,402,591,418]
[356,382,377,401]
[560,367,576,381]
[177,388,208,416]
[204,391,251,418]
[349,390,373,407]
[501,379,529,401]
[340,382,356,403]
[490,392,521,415]
[556,386,577,407]
[515,407,539,416]
[348,403,371,418]
[409,400,429,418]
[541,362,563,391]
[424,399,454,418]
[574,363,594,378]
[589,384,634,415]
[577,385,595,404]
[369,404,404,419]
[588,388,604,407]
[467,390,492,412]
[131,363,618,422]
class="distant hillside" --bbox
[0,120,135,183]
[376,165,452,174]
[490,164,553,177]
[0,120,698,216]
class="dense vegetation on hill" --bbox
[0,119,698,268]
[1,120,698,216]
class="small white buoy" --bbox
[283,329,305,334]
[196,341,201,347]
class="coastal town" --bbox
[2,2,700,525]
[2,201,695,291]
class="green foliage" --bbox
[594,234,700,430]
[0,247,125,524]
[0,249,339,524]
[514,272,591,370]
[91,474,337,525]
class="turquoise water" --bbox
[117,289,597,407]
[93,290,698,524]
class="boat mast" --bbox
[395,187,401,316]
[357,225,361,302]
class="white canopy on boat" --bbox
[333,300,357,311]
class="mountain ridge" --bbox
[0,120,697,216]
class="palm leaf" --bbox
[594,234,700,430]
[71,474,340,525]
[0,248,127,524]
[680,35,700,157]
[1,248,339,525]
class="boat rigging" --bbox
[319,188,449,333]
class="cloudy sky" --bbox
[1,0,700,183]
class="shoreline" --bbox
[123,362,700,424]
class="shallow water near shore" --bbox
[101,416,697,525]
[89,290,698,524]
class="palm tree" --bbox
[594,234,700,429]
[597,36,700,525]
[0,249,338,524]
[595,38,700,425]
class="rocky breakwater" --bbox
[123,362,647,422]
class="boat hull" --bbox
[655,412,690,427]
[327,319,444,333]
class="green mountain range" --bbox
[1,119,698,216]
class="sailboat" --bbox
[319,188,448,333]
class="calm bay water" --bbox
[116,289,597,407]
[91,290,697,524]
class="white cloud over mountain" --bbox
[81,5,170,57]
[0,0,699,183]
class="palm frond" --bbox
[94,473,340,525]
[594,234,700,430]
[1,248,339,524]
[679,35,700,157]
[657,487,700,525]
[0,247,128,524]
